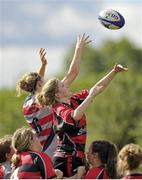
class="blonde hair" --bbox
[117,143,142,176]
[36,77,59,106]
[12,127,33,167]
[16,72,40,96]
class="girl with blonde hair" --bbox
[36,64,127,177]
[117,143,142,179]
[11,127,62,179]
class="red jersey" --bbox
[0,165,4,179]
[84,166,109,179]
[22,95,57,159]
[52,89,89,158]
[122,173,142,179]
[11,151,56,179]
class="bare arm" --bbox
[72,64,128,121]
[62,33,91,86]
[38,48,47,78]
[94,64,128,89]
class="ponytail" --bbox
[11,127,33,168]
[106,143,118,179]
[11,153,20,168]
[117,143,142,177]
[36,93,45,105]
[16,72,40,96]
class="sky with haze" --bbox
[0,0,142,88]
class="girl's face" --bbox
[87,144,99,167]
[56,80,72,99]
[87,144,94,164]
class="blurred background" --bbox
[0,0,142,150]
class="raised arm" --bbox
[94,64,128,89]
[72,64,128,120]
[62,33,91,86]
[38,48,47,78]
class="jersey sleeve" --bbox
[55,105,74,124]
[72,89,89,102]
[35,152,56,179]
[53,105,76,133]
[53,90,89,132]
[22,96,39,116]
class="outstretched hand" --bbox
[113,64,128,73]
[76,33,92,49]
[39,48,47,65]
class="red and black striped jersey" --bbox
[22,95,57,159]
[11,151,56,179]
[52,89,89,158]
[84,166,109,179]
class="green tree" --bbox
[0,90,27,137]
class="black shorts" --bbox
[53,155,85,177]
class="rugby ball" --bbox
[98,9,125,30]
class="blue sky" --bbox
[0,0,142,88]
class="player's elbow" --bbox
[72,111,83,121]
